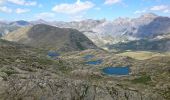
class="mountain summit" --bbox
[140,13,158,18]
[3,24,97,52]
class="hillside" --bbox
[3,24,97,52]
[107,38,170,52]
[0,23,20,36]
[0,39,169,100]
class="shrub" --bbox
[131,75,151,84]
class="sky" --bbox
[0,0,170,21]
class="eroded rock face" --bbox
[0,75,164,100]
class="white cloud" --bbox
[35,12,56,20]
[104,0,121,5]
[7,0,37,6]
[163,9,170,13]
[52,0,94,14]
[0,6,12,13]
[15,8,30,14]
[135,5,170,14]
[150,5,168,11]
[150,5,170,13]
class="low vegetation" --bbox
[0,39,169,100]
[117,51,169,60]
[131,75,151,84]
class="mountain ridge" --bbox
[1,13,170,50]
[3,24,97,52]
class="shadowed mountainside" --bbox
[108,38,170,52]
[3,24,97,52]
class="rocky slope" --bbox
[31,13,169,48]
[0,39,169,100]
[0,20,32,36]
[0,22,19,36]
[3,24,97,52]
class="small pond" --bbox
[85,59,102,65]
[102,66,130,75]
[83,55,94,60]
[47,51,60,58]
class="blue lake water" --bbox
[102,67,130,75]
[85,59,102,65]
[83,55,94,60]
[47,51,60,58]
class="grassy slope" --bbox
[117,51,170,60]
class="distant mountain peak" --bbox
[9,20,30,26]
[140,13,158,18]
[36,19,46,22]
[114,17,131,23]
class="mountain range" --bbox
[1,13,170,50]
[0,13,170,100]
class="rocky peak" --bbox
[140,13,158,18]
[9,20,30,26]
